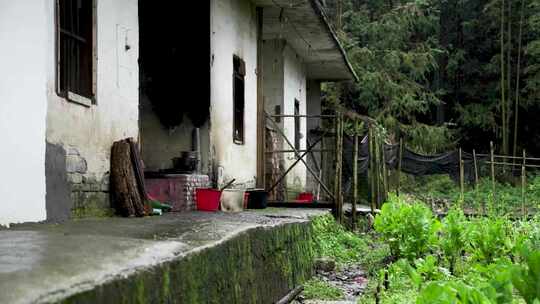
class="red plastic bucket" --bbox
[296,192,314,203]
[196,188,221,211]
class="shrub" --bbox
[374,195,440,260]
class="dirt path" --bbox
[294,263,368,304]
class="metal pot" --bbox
[172,151,199,173]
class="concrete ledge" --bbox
[0,209,328,304]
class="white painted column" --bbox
[0,1,48,226]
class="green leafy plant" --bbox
[468,217,513,264]
[440,207,469,274]
[512,249,540,304]
[374,195,441,260]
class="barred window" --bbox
[57,0,94,104]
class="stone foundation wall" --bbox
[65,146,112,218]
[59,221,315,304]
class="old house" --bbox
[0,0,355,227]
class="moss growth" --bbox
[60,220,317,304]
[71,192,114,219]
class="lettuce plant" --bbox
[374,195,440,260]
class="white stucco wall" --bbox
[263,39,285,130]
[0,1,48,226]
[210,0,259,188]
[261,40,308,195]
[306,80,322,192]
[282,45,307,194]
[45,0,139,180]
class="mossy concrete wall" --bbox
[60,222,314,304]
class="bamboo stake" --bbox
[397,138,403,196]
[513,0,526,159]
[369,127,376,213]
[352,120,359,230]
[333,114,340,218]
[375,132,381,208]
[459,148,464,206]
[473,149,479,188]
[490,141,497,205]
[382,137,388,203]
[338,115,344,223]
[522,149,526,218]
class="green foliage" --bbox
[302,278,344,300]
[358,192,540,304]
[404,174,540,215]
[440,207,469,272]
[512,250,540,304]
[311,214,368,265]
[468,217,513,264]
[374,195,441,260]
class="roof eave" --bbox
[309,0,359,83]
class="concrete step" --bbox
[0,209,327,304]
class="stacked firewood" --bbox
[110,138,148,217]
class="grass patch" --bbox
[303,278,344,300]
[312,214,369,265]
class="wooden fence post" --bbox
[522,149,527,218]
[473,149,479,188]
[459,148,464,205]
[397,138,403,196]
[490,141,496,205]
[369,126,376,213]
[333,114,340,219]
[352,119,359,230]
[338,115,344,223]
[382,136,388,203]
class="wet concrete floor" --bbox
[0,208,327,304]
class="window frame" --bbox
[232,55,246,145]
[55,0,96,107]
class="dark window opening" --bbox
[57,0,94,101]
[233,56,245,144]
[294,99,300,151]
[274,105,281,123]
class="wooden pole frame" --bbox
[352,119,359,230]
[265,111,335,200]
[397,138,403,196]
[490,141,497,206]
[459,148,464,205]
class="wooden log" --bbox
[111,139,146,217]
[128,138,148,201]
[276,286,304,304]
